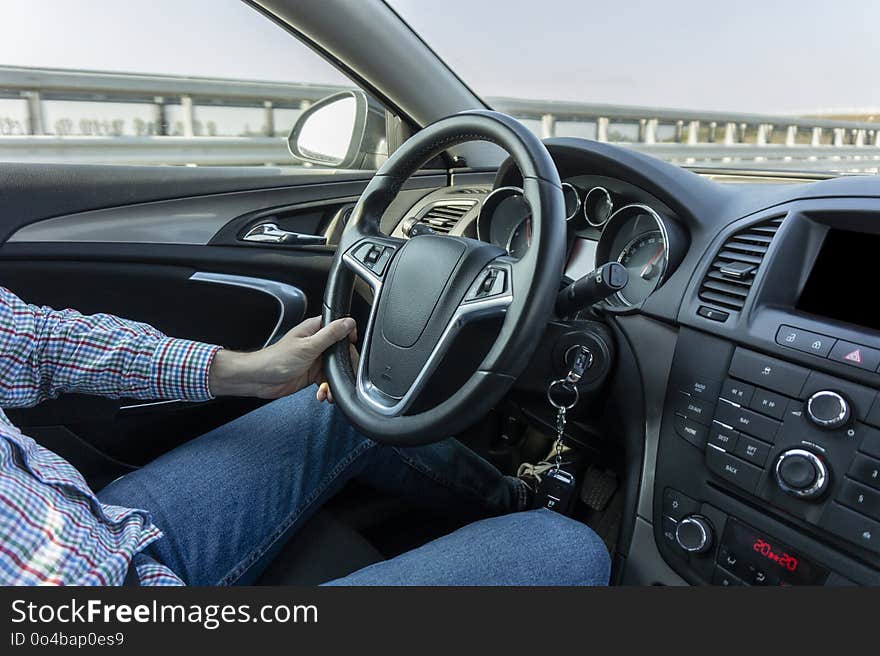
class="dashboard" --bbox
[388,137,880,586]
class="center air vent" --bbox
[698,216,784,312]
[415,201,476,234]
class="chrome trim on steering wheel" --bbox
[343,248,513,417]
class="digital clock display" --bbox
[719,520,828,586]
[752,537,798,572]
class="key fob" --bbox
[536,468,576,515]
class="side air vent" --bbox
[698,216,784,312]
[416,201,476,234]
[450,187,491,195]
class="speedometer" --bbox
[616,230,666,306]
[593,203,687,309]
[476,186,532,259]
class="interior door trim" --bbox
[188,271,307,346]
[119,272,306,411]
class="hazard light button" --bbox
[828,340,880,372]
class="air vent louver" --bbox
[698,216,784,312]
[416,202,475,234]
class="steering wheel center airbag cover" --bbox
[368,235,502,398]
[381,235,465,348]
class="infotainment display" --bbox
[797,229,880,331]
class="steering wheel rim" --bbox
[322,110,566,445]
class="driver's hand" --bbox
[208,316,358,402]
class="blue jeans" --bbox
[98,391,610,586]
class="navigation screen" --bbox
[565,238,597,280]
[798,229,880,331]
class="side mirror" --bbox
[287,90,387,169]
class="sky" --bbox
[0,0,878,114]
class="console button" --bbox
[674,415,708,449]
[820,503,880,553]
[663,488,700,521]
[838,480,880,520]
[661,516,679,548]
[776,325,836,357]
[673,391,714,425]
[859,426,880,460]
[708,424,739,451]
[733,435,771,467]
[866,395,880,429]
[678,376,721,401]
[806,390,851,430]
[712,566,745,586]
[720,378,754,406]
[715,401,781,442]
[849,453,880,490]
[828,340,880,372]
[749,388,788,420]
[706,446,763,493]
[729,348,809,397]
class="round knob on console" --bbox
[675,515,714,554]
[774,448,829,499]
[806,390,850,429]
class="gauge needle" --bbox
[640,246,664,280]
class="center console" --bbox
[653,202,880,585]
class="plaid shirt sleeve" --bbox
[0,287,221,407]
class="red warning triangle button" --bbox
[845,349,862,364]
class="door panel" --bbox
[0,163,448,486]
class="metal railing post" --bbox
[644,118,657,144]
[687,120,700,145]
[541,113,556,139]
[723,122,736,145]
[738,123,747,143]
[153,96,168,136]
[811,127,822,146]
[833,128,844,146]
[596,117,609,142]
[263,100,275,136]
[674,120,684,143]
[785,125,797,146]
[23,91,45,135]
[708,121,717,143]
[180,95,195,137]
[756,123,769,146]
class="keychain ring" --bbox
[547,379,579,410]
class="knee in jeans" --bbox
[534,510,611,585]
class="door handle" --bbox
[242,222,327,246]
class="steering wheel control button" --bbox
[675,515,714,553]
[465,267,507,301]
[729,348,809,397]
[806,390,850,429]
[774,449,828,499]
[663,488,700,521]
[674,415,708,449]
[828,340,880,372]
[820,503,880,553]
[720,378,755,406]
[775,325,836,358]
[715,400,781,442]
[673,391,714,426]
[706,445,763,493]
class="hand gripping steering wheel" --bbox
[322,110,566,445]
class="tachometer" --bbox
[477,186,533,259]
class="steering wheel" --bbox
[322,110,566,445]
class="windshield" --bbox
[388,0,880,175]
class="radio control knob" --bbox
[774,449,829,499]
[806,390,850,429]
[675,515,714,554]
